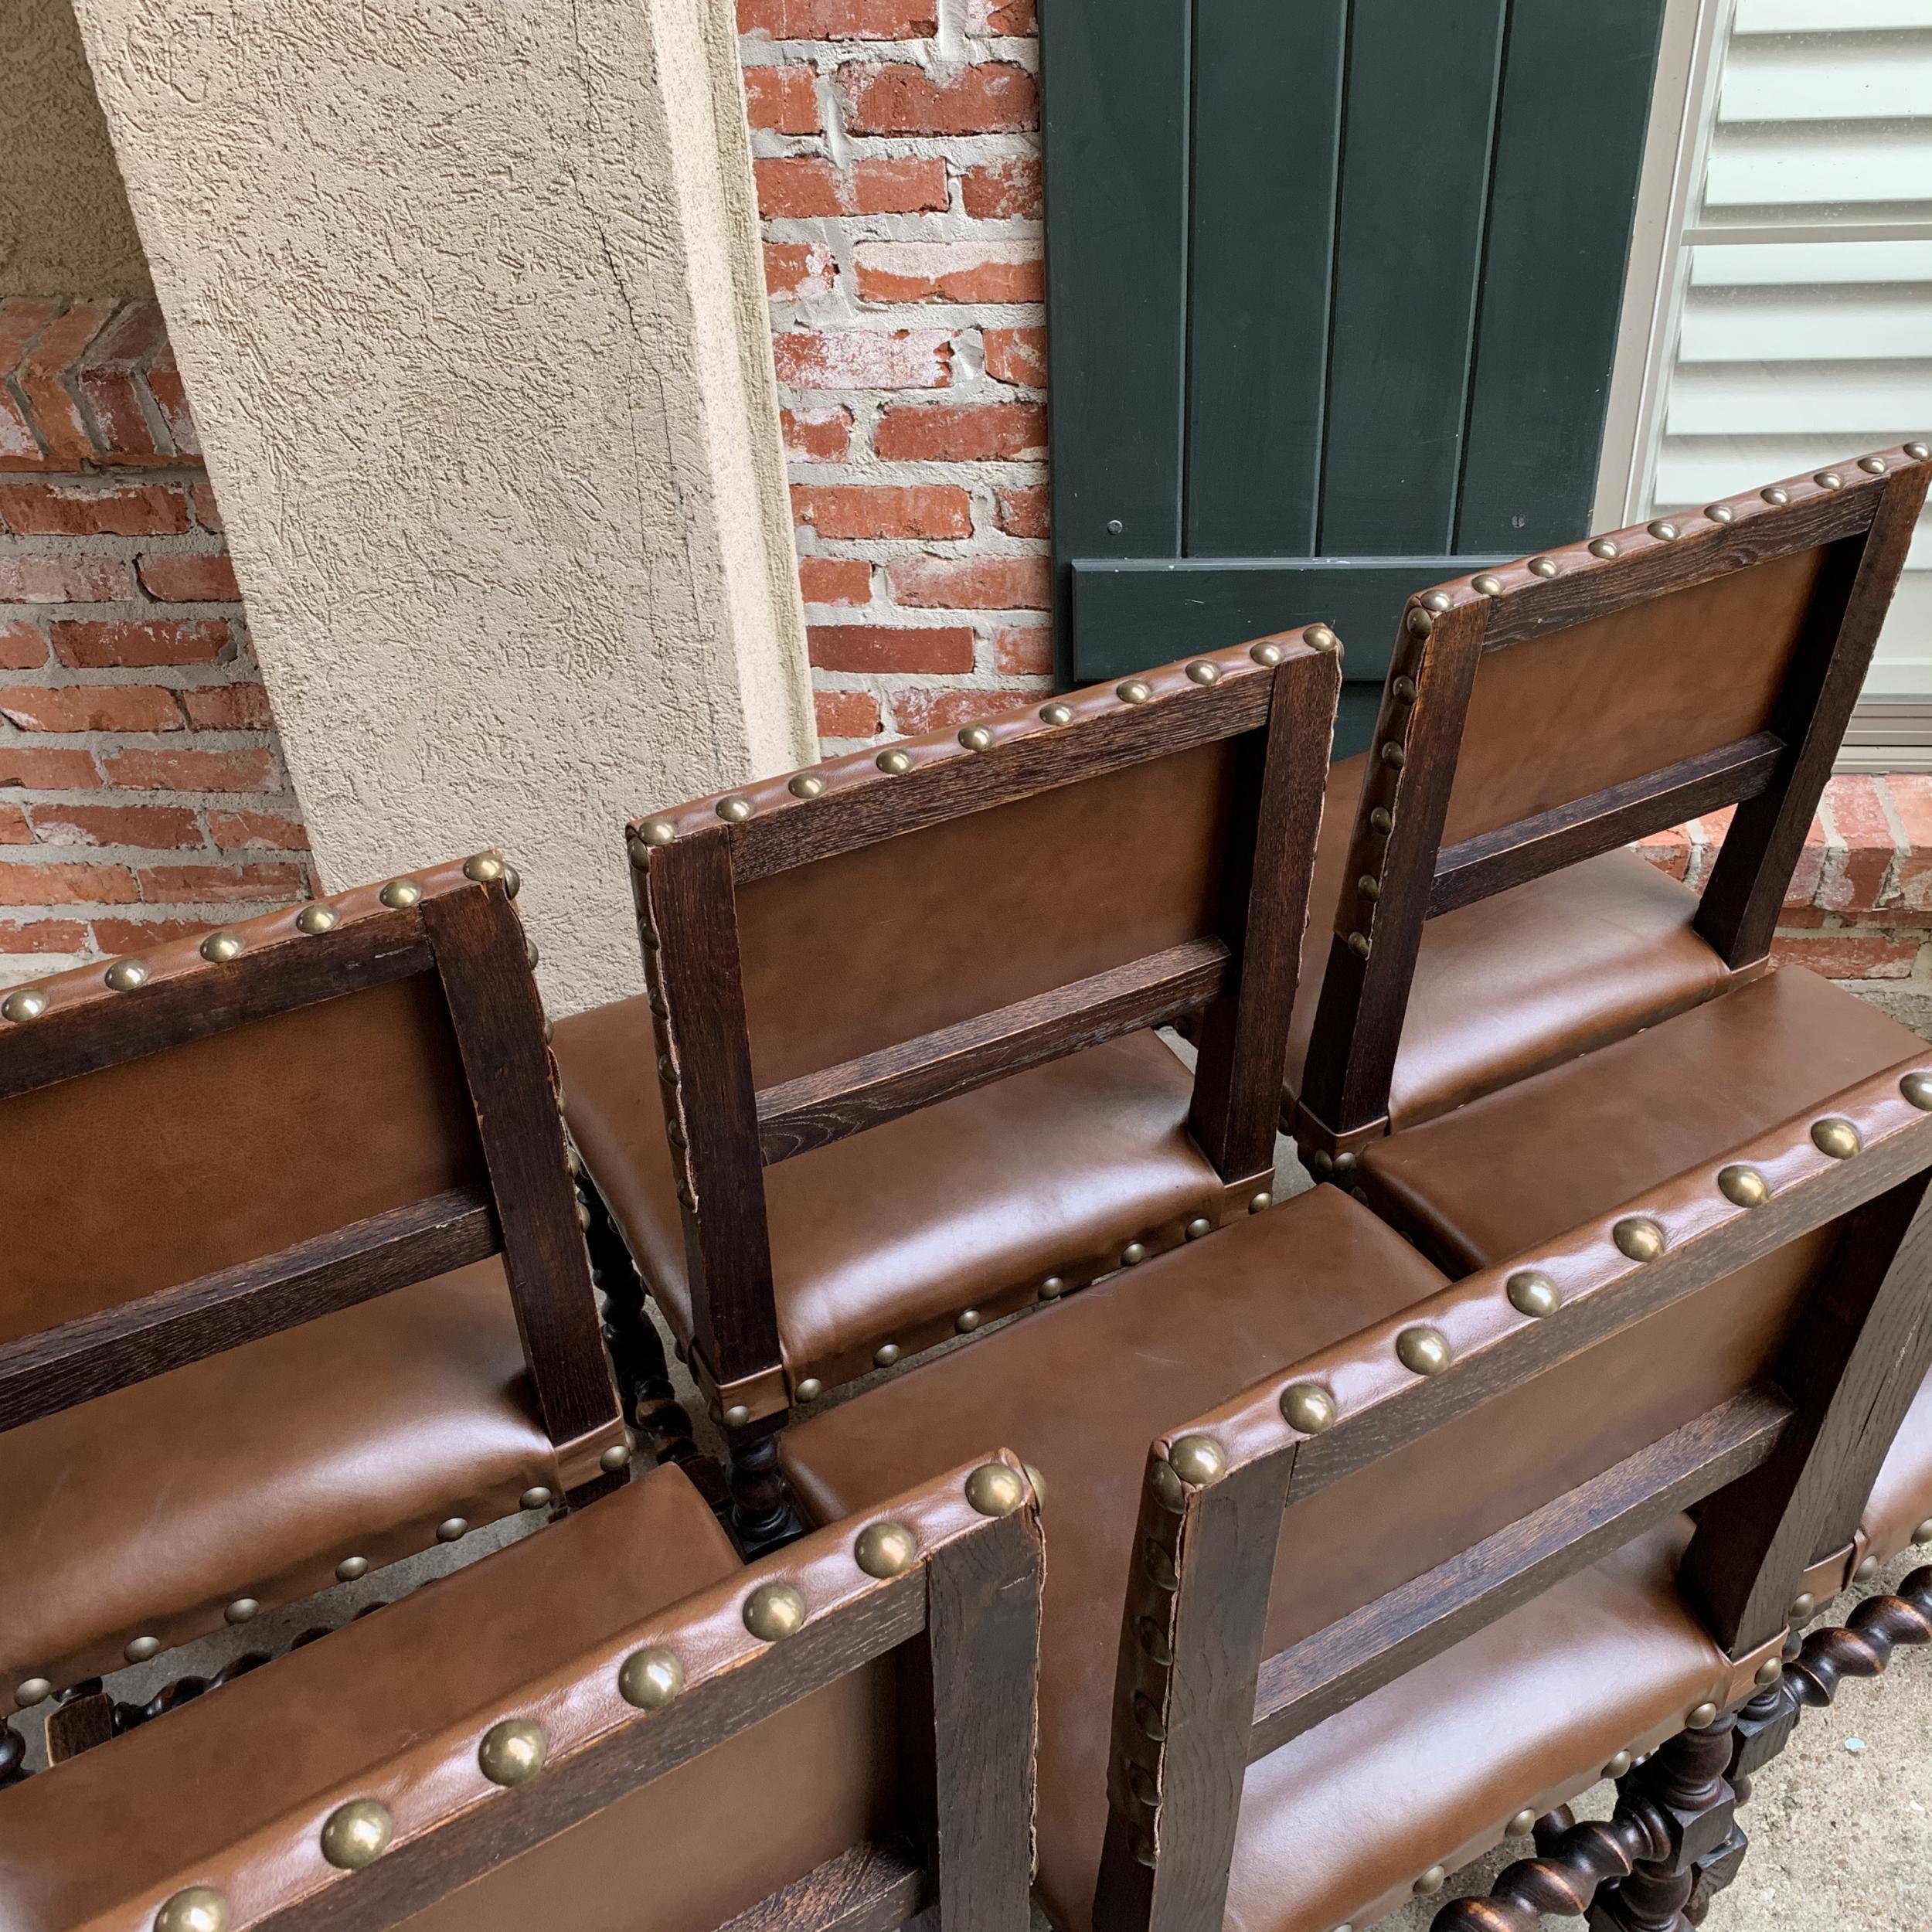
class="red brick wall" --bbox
[0,297,311,982]
[741,0,1050,749]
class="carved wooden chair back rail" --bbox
[0,1455,1044,1932]
[618,633,1340,1427]
[1298,444,1932,1153]
[0,855,622,1485]
[1094,1053,1932,1932]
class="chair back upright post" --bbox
[0,858,625,1503]
[1094,1050,1932,1932]
[1297,447,1932,1158]
[625,634,1343,1442]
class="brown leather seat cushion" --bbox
[2,1259,563,1693]
[1285,753,1734,1128]
[0,1464,863,1932]
[1359,965,1926,1276]
[554,1004,1223,1383]
[780,1185,1451,1932]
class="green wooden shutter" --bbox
[1044,0,1669,753]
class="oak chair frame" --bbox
[57,1458,1043,1932]
[623,633,1341,1542]
[1090,1053,1932,1932]
[1297,445,1932,1158]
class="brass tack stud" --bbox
[124,1636,162,1664]
[225,1597,260,1625]
[503,865,520,899]
[379,880,421,910]
[1506,1270,1560,1319]
[437,1517,469,1543]
[526,937,540,969]
[1906,442,1930,461]
[520,1486,553,1512]
[958,724,994,750]
[1420,590,1453,614]
[478,1718,547,1787]
[1281,1382,1336,1434]
[1128,1763,1160,1808]
[1117,679,1153,705]
[1334,1149,1357,1175]
[1308,1149,1334,1175]
[1406,607,1435,637]
[1369,807,1393,833]
[789,773,827,799]
[855,1520,919,1579]
[1613,1216,1666,1263]
[1039,1276,1066,1301]
[1413,1866,1447,1896]
[1815,470,1844,490]
[1761,485,1789,505]
[1527,556,1560,579]
[874,1342,902,1367]
[716,795,753,823]
[1705,502,1736,523]
[1168,1434,1226,1486]
[638,818,677,847]
[575,1199,591,1230]
[1901,1071,1932,1111]
[105,958,149,991]
[1756,1657,1784,1687]
[1790,1592,1815,1622]
[1137,1616,1173,1666]
[1859,456,1888,474]
[1507,1808,1537,1838]
[464,853,506,883]
[876,749,912,775]
[1346,930,1370,958]
[953,1308,984,1335]
[965,1461,1027,1518]
[1396,1325,1451,1376]
[155,1886,230,1932]
[1588,539,1619,560]
[1121,1241,1148,1266]
[1304,624,1341,655]
[1916,1519,1932,1546]
[1685,1702,1719,1730]
[1647,519,1680,541]
[1133,1690,1167,1741]
[2,987,48,1022]
[795,1376,823,1402]
[743,1582,808,1642]
[1149,1461,1187,1515]
[321,1798,394,1869]
[1249,1190,1273,1213]
[601,1442,632,1471]
[1380,741,1406,768]
[1185,659,1221,685]
[1040,700,1075,726]
[1357,873,1381,900]
[294,904,338,936]
[723,1403,751,1429]
[336,1556,369,1582]
[1812,1117,1861,1159]
[1856,1554,1879,1582]
[1719,1164,1771,1208]
[1603,1750,1634,1779]
[15,1676,52,1708]
[1471,573,1504,597]
[1185,1216,1212,1240]
[619,1647,685,1709]
[1249,641,1284,668]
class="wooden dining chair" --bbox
[1287,444,1931,1175]
[553,631,1341,1546]
[0,858,628,1782]
[774,1039,1932,1932]
[0,1454,1043,1932]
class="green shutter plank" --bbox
[1455,0,1670,553]
[1183,0,1349,558]
[1318,0,1510,558]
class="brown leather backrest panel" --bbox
[1260,1228,1835,1655]
[398,1660,899,1932]
[1440,546,1828,849]
[735,739,1237,1087]
[0,973,482,1346]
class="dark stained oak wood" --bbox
[1250,1389,1791,1759]
[757,937,1230,1165]
[1427,732,1783,918]
[0,1185,495,1433]
[714,1842,927,1932]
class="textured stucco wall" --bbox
[2,0,152,294]
[67,0,817,1010]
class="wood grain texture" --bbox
[756,937,1230,1165]
[714,1842,926,1932]
[1427,732,1783,918]
[0,1185,495,1433]
[423,887,622,1491]
[1250,1389,1791,1759]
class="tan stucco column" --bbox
[69,0,815,1010]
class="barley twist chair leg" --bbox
[1432,1802,1675,1932]
[1784,1564,1932,1713]
[1587,1715,1738,1932]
